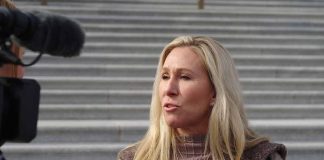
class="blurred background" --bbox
[2,0,324,159]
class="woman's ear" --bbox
[209,87,216,106]
[210,95,216,107]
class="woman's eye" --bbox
[180,75,191,80]
[161,74,169,80]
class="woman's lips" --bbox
[163,104,179,112]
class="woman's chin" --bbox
[164,117,183,128]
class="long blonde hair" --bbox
[132,36,267,160]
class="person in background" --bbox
[118,36,287,160]
[0,0,25,159]
[0,0,25,78]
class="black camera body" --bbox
[0,78,40,145]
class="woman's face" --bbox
[159,46,215,136]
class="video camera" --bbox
[0,6,85,148]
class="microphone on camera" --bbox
[0,6,85,57]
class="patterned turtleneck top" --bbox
[175,135,211,160]
[174,135,285,160]
[118,135,287,160]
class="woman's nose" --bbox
[165,77,179,96]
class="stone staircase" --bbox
[1,0,324,159]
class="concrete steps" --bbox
[37,89,324,104]
[83,33,324,45]
[38,104,324,120]
[2,119,320,143]
[2,0,323,160]
[26,76,324,90]
[79,42,324,54]
[14,0,324,7]
[80,24,324,36]
[2,143,122,160]
[17,3,324,16]
[2,142,324,160]
[25,64,324,78]
[24,53,324,66]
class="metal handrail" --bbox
[39,0,204,8]
[198,0,204,9]
[41,0,47,5]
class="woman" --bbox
[118,36,287,160]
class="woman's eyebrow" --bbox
[162,66,193,72]
[161,67,169,72]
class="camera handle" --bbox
[0,38,43,67]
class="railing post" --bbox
[41,0,48,5]
[198,0,204,9]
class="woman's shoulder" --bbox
[242,141,287,160]
[117,145,137,160]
